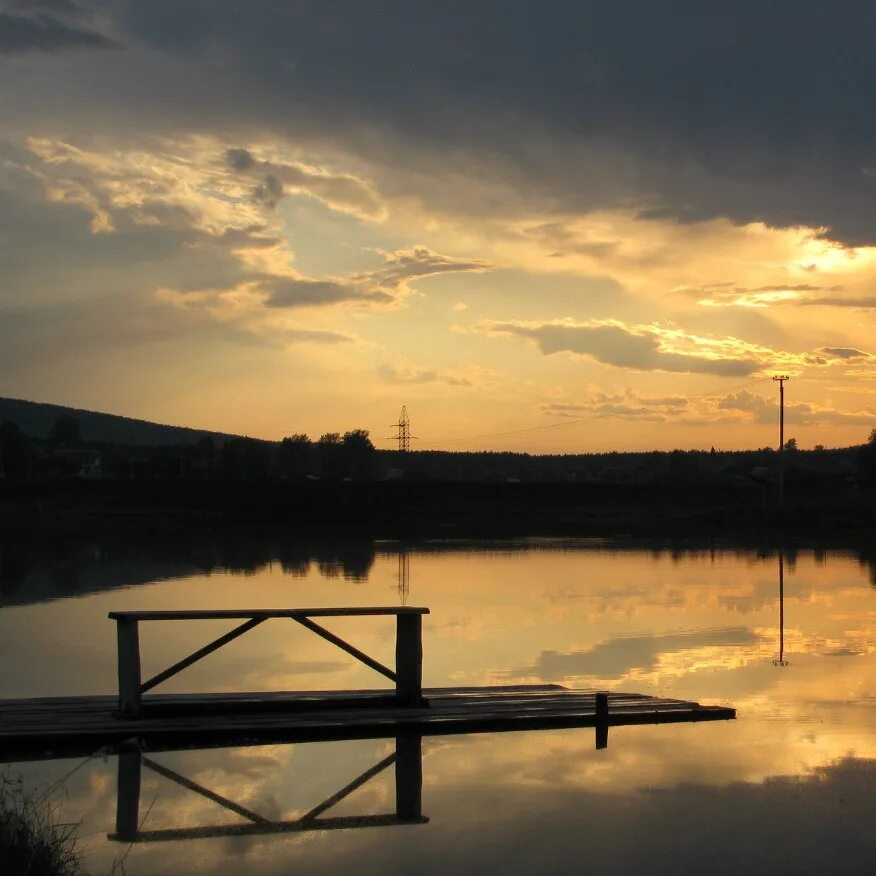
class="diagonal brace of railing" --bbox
[140,618,266,694]
[300,751,397,822]
[141,755,270,824]
[292,616,397,683]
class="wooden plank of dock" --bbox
[0,685,734,761]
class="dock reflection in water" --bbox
[112,736,425,844]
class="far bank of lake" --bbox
[0,477,873,541]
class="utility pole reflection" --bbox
[398,550,410,605]
[773,550,789,667]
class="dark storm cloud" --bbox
[0,2,116,53]
[225,147,255,172]
[99,1,876,244]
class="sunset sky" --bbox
[2,1,876,452]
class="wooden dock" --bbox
[0,605,735,761]
[0,685,734,761]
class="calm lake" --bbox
[1,537,873,874]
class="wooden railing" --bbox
[108,607,429,717]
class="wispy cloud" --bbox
[477,318,807,377]
[538,390,689,422]
[378,359,499,388]
[717,390,876,427]
[263,246,490,309]
[224,147,386,220]
[477,318,876,379]
[678,282,876,310]
[677,283,844,308]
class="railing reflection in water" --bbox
[110,735,426,843]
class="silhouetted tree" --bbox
[784,437,798,451]
[279,433,313,479]
[317,432,344,479]
[0,421,32,479]
[48,414,80,449]
[219,437,272,479]
[858,428,876,486]
[191,435,216,477]
[342,429,375,479]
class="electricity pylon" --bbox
[388,405,416,452]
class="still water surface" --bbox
[1,538,873,874]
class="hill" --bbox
[0,396,233,447]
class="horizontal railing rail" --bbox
[110,607,429,717]
[109,608,429,620]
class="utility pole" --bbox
[772,375,789,505]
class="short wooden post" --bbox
[116,618,142,717]
[595,691,609,750]
[395,613,424,707]
[115,748,142,842]
[395,735,423,820]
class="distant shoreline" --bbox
[1,478,872,542]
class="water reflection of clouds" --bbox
[6,738,873,876]
[2,534,875,871]
[212,654,349,689]
[508,628,762,682]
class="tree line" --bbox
[0,415,377,481]
[2,413,876,487]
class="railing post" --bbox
[115,748,142,842]
[395,613,424,707]
[117,617,142,717]
[395,734,423,820]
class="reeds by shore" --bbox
[0,773,84,876]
